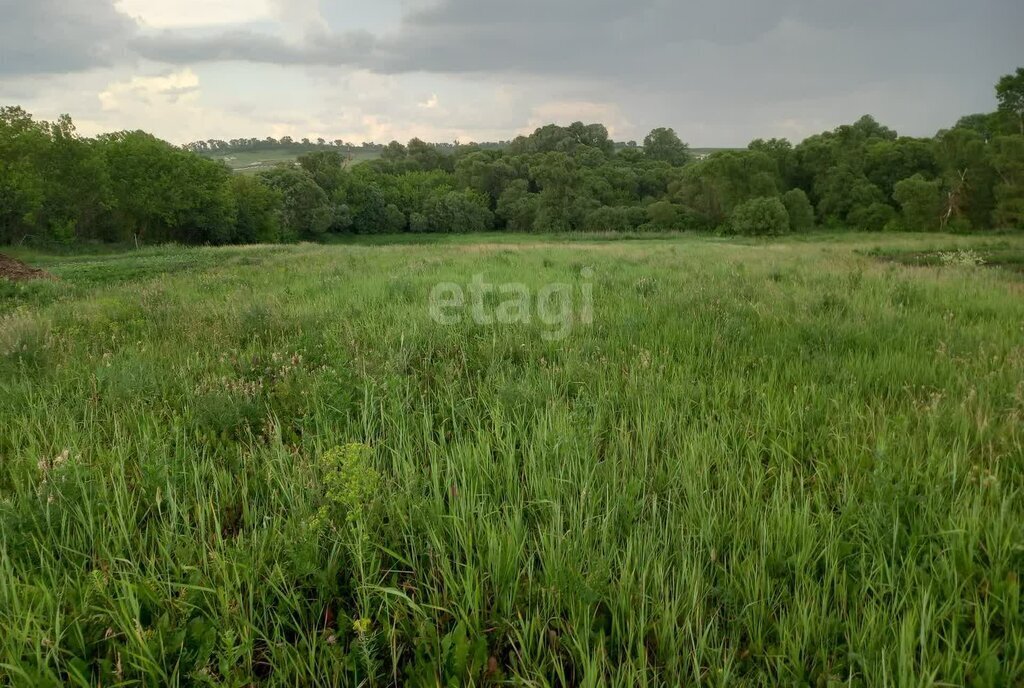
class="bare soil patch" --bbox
[0,253,53,281]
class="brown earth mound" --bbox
[0,253,53,281]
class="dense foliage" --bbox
[2,69,1023,245]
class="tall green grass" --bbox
[1,234,1022,685]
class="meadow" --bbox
[206,148,382,174]
[1,232,1022,686]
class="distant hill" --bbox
[194,140,740,173]
[195,144,381,174]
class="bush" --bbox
[893,175,944,232]
[725,197,790,235]
[582,206,633,232]
[345,181,389,234]
[229,175,282,243]
[782,189,814,232]
[848,202,896,232]
[258,167,333,240]
[496,181,538,232]
[409,211,429,233]
[383,203,407,233]
[646,201,681,229]
[426,190,494,233]
[990,135,1024,229]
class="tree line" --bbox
[2,69,1022,246]
[182,137,501,156]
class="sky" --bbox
[1,0,1022,146]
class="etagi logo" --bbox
[428,269,594,341]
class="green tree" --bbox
[933,128,997,229]
[530,152,582,232]
[864,138,938,199]
[298,150,347,195]
[725,197,790,235]
[749,138,797,187]
[33,115,113,243]
[380,140,408,163]
[996,67,1024,135]
[496,180,539,232]
[582,205,634,232]
[99,131,235,243]
[813,164,886,225]
[646,201,680,230]
[383,203,407,233]
[426,190,493,233]
[643,128,691,166]
[893,175,944,232]
[409,211,430,233]
[229,175,282,243]
[258,167,332,240]
[344,179,390,234]
[954,113,1002,141]
[407,138,450,172]
[671,151,780,227]
[568,122,615,156]
[782,189,814,232]
[455,151,516,206]
[989,135,1024,228]
[0,107,48,243]
[847,202,896,232]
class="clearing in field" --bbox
[0,233,1022,685]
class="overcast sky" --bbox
[1,0,1022,146]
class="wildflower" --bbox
[352,618,372,635]
[52,449,69,470]
[634,277,658,296]
[937,249,985,267]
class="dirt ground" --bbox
[0,253,52,281]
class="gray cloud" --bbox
[131,28,378,67]
[0,0,136,76]
[131,0,1023,78]
[3,0,1023,144]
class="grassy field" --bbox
[1,233,1022,685]
[205,148,381,174]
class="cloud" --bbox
[269,0,328,38]
[98,69,201,111]
[115,0,273,29]
[122,0,1023,80]
[131,28,379,67]
[2,0,1023,145]
[0,0,136,76]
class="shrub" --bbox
[782,189,814,232]
[646,201,683,230]
[848,202,897,232]
[258,167,333,240]
[309,444,381,532]
[893,174,944,231]
[330,203,353,233]
[409,211,429,233]
[345,180,389,234]
[496,181,538,232]
[426,190,494,233]
[582,206,633,232]
[725,196,790,235]
[383,203,407,233]
[229,175,282,243]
